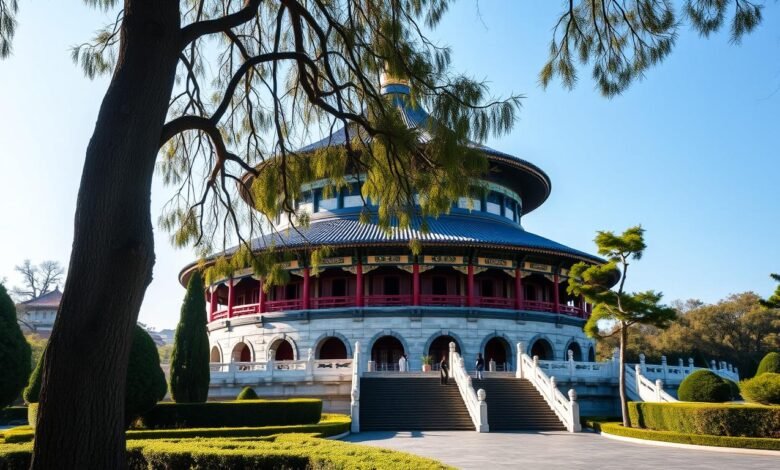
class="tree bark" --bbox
[619,322,630,427]
[31,1,181,468]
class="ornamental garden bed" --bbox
[0,433,453,470]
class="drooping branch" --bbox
[180,0,262,47]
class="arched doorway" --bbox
[588,346,596,362]
[317,337,348,359]
[484,337,511,371]
[567,342,583,361]
[271,339,294,361]
[428,335,460,368]
[530,338,554,360]
[210,346,222,363]
[371,336,405,371]
[232,342,252,362]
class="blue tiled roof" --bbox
[242,213,600,262]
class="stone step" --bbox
[472,378,566,431]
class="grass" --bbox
[0,433,453,469]
[1,413,351,444]
[583,418,780,452]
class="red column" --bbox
[412,262,420,306]
[302,266,311,309]
[258,278,265,313]
[355,261,363,307]
[514,266,523,310]
[227,279,235,318]
[467,263,475,307]
[553,273,560,313]
[209,287,217,321]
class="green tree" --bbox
[0,1,768,466]
[568,226,677,427]
[761,274,780,309]
[0,283,31,409]
[170,271,210,403]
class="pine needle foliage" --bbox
[170,271,210,403]
[0,283,31,409]
[760,273,780,309]
[567,226,676,426]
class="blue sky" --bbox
[0,2,777,329]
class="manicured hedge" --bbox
[139,399,322,429]
[0,434,453,470]
[3,415,350,444]
[628,402,780,438]
[740,373,780,405]
[588,421,780,452]
[677,370,731,403]
[756,352,780,376]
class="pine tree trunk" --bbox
[619,322,630,427]
[31,2,181,468]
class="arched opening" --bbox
[210,346,222,363]
[588,346,596,362]
[484,337,511,371]
[232,342,252,362]
[428,335,460,365]
[271,339,295,361]
[567,342,583,361]
[530,338,554,360]
[317,337,348,359]
[371,336,405,371]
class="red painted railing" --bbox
[311,296,356,309]
[364,294,412,307]
[210,297,588,322]
[477,296,515,308]
[419,294,466,307]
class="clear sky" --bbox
[0,2,777,330]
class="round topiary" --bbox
[723,378,741,401]
[236,386,258,400]
[756,352,780,376]
[24,325,166,428]
[0,284,32,409]
[740,373,780,405]
[677,370,732,403]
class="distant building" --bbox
[157,329,175,345]
[16,288,62,338]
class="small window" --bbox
[432,276,447,295]
[383,277,400,296]
[332,278,346,297]
[481,280,494,297]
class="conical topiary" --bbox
[169,271,210,403]
[236,386,259,400]
[0,283,32,408]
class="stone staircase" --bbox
[473,377,566,431]
[359,376,474,431]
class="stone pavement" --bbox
[344,430,779,469]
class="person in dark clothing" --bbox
[475,353,485,380]
[439,355,449,385]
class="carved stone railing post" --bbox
[639,353,646,374]
[635,364,642,395]
[655,379,663,402]
[533,355,539,380]
[350,341,361,433]
[268,349,276,382]
[550,376,557,399]
[661,355,667,382]
[568,389,582,432]
[477,388,489,432]
[516,342,524,378]
[567,350,575,379]
[449,341,456,374]
[711,359,717,370]
[306,348,314,382]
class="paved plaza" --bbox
[344,430,779,469]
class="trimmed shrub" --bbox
[723,378,741,401]
[590,421,780,452]
[25,326,166,428]
[169,271,210,403]
[139,399,322,429]
[236,386,258,400]
[627,402,780,437]
[740,373,780,405]
[0,284,32,409]
[677,370,731,403]
[756,352,780,376]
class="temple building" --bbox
[16,288,62,338]
[179,77,605,410]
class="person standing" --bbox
[439,355,449,385]
[475,353,485,380]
